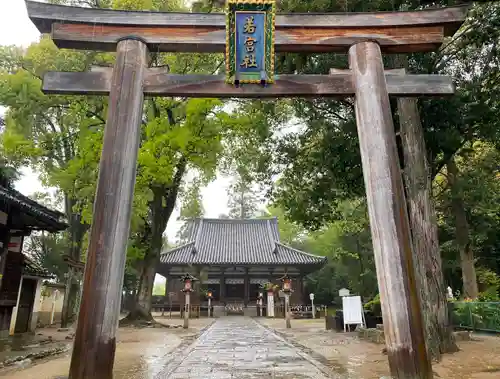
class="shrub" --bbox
[364,294,381,316]
[451,300,500,332]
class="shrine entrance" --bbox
[25,1,469,378]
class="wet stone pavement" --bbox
[156,317,336,379]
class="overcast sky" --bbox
[0,0,236,249]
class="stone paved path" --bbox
[156,317,336,379]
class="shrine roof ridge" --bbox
[26,1,468,35]
[188,217,278,223]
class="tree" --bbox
[20,191,69,281]
[446,158,478,299]
[176,179,205,243]
[263,0,500,361]
[262,205,305,247]
[0,37,106,326]
[297,199,377,306]
[0,161,18,188]
[397,90,458,358]
[227,170,260,219]
[25,231,68,281]
[436,142,500,298]
[0,0,227,325]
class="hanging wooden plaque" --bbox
[225,0,276,84]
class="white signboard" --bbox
[309,293,314,300]
[342,295,364,332]
[339,288,350,297]
[267,292,275,317]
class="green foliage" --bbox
[364,294,381,316]
[227,170,261,219]
[21,192,70,281]
[291,199,378,305]
[475,267,500,301]
[1,0,255,314]
[260,282,279,292]
[436,142,500,292]
[263,205,306,246]
[0,160,19,187]
[477,288,500,303]
[451,301,500,332]
[25,232,69,282]
[176,180,205,243]
[268,1,500,232]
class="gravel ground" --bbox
[0,316,214,379]
[257,318,500,379]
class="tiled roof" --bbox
[160,218,327,266]
[23,255,53,279]
[0,185,68,232]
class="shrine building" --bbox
[158,218,326,309]
[0,184,67,336]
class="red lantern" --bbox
[180,273,197,293]
[280,273,292,294]
[283,279,291,291]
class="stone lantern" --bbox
[206,289,213,318]
[279,273,293,328]
[257,291,264,317]
[180,273,197,329]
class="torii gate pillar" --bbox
[69,38,148,379]
[349,41,432,378]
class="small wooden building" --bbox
[158,218,326,311]
[9,256,53,335]
[0,185,67,337]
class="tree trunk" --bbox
[126,249,158,321]
[124,158,185,322]
[124,213,162,322]
[61,195,88,328]
[398,95,459,361]
[446,158,479,299]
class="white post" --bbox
[183,292,190,329]
[259,299,263,317]
[30,279,43,332]
[208,297,211,318]
[9,276,23,335]
[309,293,316,319]
[285,294,291,329]
[267,290,275,317]
[50,289,58,325]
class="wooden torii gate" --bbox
[25,1,468,378]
